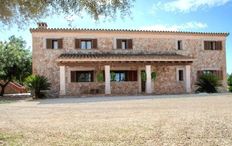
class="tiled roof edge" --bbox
[30,28,230,36]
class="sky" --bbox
[0,0,231,73]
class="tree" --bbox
[228,73,232,92]
[0,36,32,96]
[195,73,221,93]
[0,0,134,27]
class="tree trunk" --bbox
[0,80,11,96]
[0,86,5,96]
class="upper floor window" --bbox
[75,39,97,49]
[116,39,133,49]
[204,41,222,50]
[177,40,183,50]
[81,40,92,49]
[46,39,63,49]
[197,70,223,80]
[71,71,94,82]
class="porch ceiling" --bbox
[56,52,194,63]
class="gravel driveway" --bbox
[0,93,232,145]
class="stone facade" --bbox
[31,26,228,96]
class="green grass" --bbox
[0,131,23,145]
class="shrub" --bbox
[228,74,232,92]
[195,73,221,93]
[25,75,51,99]
[97,71,104,82]
[141,71,157,81]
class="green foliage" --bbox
[195,73,221,93]
[0,36,32,96]
[25,75,51,99]
[0,0,134,28]
[110,72,116,81]
[141,71,157,81]
[97,71,104,82]
[228,74,232,92]
[141,71,146,81]
[151,72,157,80]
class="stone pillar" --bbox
[146,65,152,94]
[185,65,191,93]
[60,66,66,95]
[105,65,111,94]
[138,68,142,93]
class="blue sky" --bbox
[0,0,231,73]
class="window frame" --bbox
[111,70,137,82]
[71,71,94,83]
[116,39,133,49]
[204,41,222,50]
[177,40,183,50]
[52,40,59,49]
[176,68,185,82]
[46,38,63,49]
[80,40,92,49]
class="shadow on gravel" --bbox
[36,93,231,105]
[0,94,31,104]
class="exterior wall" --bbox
[153,66,185,94]
[32,30,228,95]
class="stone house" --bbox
[30,22,229,96]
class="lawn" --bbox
[0,94,232,145]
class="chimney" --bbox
[37,22,48,29]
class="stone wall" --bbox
[32,31,228,96]
[111,81,139,94]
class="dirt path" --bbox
[0,94,232,145]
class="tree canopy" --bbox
[0,36,32,96]
[0,0,134,27]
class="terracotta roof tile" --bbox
[30,27,229,36]
[57,52,195,62]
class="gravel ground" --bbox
[0,93,232,145]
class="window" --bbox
[197,70,223,80]
[121,40,127,49]
[177,69,184,81]
[46,39,63,49]
[111,71,137,82]
[71,71,94,82]
[52,40,58,49]
[81,40,92,49]
[204,41,222,50]
[75,39,97,49]
[177,40,183,50]
[116,39,133,49]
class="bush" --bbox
[228,74,232,92]
[141,71,157,81]
[97,71,104,82]
[25,75,51,99]
[195,73,221,93]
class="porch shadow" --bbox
[35,93,227,105]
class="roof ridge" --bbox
[30,27,229,36]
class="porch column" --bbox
[145,65,152,94]
[59,66,66,95]
[185,65,191,93]
[138,68,142,93]
[105,65,111,94]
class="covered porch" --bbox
[56,53,194,96]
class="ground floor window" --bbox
[111,71,137,82]
[177,68,184,81]
[71,71,94,82]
